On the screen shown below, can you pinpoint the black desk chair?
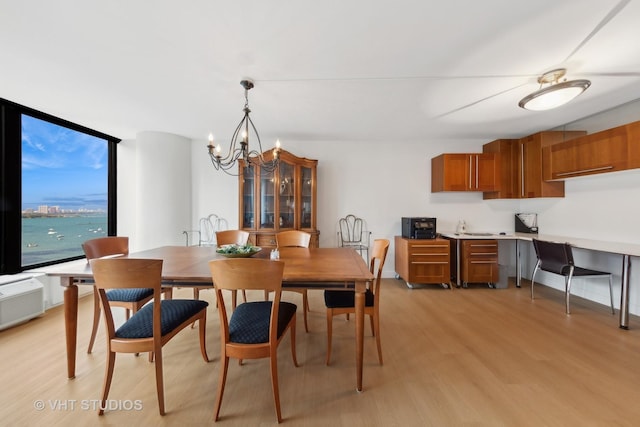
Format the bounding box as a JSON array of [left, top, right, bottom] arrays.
[[531, 239, 615, 314]]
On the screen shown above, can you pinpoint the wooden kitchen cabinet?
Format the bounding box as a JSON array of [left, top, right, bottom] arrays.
[[239, 149, 319, 249], [394, 236, 451, 287], [483, 131, 585, 199], [461, 239, 498, 286], [431, 153, 499, 192], [543, 121, 640, 180]]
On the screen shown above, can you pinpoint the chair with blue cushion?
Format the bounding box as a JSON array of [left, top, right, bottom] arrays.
[[91, 257, 209, 416], [531, 239, 615, 315], [208, 258, 298, 423], [82, 236, 173, 354], [324, 238, 389, 366]]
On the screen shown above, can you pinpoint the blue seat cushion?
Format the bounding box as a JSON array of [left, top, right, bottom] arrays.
[[324, 289, 374, 309], [229, 301, 297, 344], [115, 299, 209, 339], [106, 288, 154, 303]]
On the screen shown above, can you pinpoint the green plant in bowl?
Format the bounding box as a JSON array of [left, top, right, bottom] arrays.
[[216, 244, 262, 258]]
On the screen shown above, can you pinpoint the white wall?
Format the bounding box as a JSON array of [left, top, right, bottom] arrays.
[[119, 100, 640, 315]]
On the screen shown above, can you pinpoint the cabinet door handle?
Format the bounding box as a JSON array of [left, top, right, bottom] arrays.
[[521, 145, 525, 197], [469, 244, 497, 247], [412, 244, 448, 248], [470, 260, 498, 264], [414, 253, 447, 256], [469, 155, 473, 189], [475, 155, 479, 188], [470, 252, 498, 256], [555, 165, 614, 177]]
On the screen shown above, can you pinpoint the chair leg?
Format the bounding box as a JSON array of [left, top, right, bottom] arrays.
[[270, 348, 282, 423], [608, 275, 615, 314], [162, 287, 173, 299], [213, 356, 230, 421], [326, 309, 333, 366], [198, 314, 209, 362], [531, 261, 540, 300], [290, 316, 298, 367], [98, 351, 117, 415], [193, 288, 200, 300], [88, 287, 101, 354], [369, 313, 375, 336], [154, 348, 165, 415], [372, 311, 383, 365], [565, 275, 573, 314], [302, 291, 309, 333]]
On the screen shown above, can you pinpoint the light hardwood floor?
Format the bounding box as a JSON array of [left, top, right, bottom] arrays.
[[2, 279, 640, 426]]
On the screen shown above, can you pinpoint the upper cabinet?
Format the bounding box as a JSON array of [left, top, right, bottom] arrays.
[[239, 149, 319, 248], [431, 153, 500, 192], [483, 131, 586, 199], [543, 121, 640, 181]]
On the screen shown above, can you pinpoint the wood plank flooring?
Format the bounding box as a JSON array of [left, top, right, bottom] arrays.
[[2, 279, 640, 426]]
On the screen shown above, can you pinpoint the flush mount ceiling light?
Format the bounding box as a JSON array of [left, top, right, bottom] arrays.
[[518, 68, 591, 111]]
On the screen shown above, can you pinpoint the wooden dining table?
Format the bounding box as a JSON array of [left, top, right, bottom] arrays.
[[46, 245, 374, 391]]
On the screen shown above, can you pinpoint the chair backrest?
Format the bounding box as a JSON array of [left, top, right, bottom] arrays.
[[338, 214, 364, 245], [82, 236, 129, 261], [90, 258, 163, 339], [208, 258, 285, 342], [276, 230, 311, 248], [200, 214, 229, 245], [369, 239, 390, 299], [532, 239, 574, 275], [216, 230, 250, 246]]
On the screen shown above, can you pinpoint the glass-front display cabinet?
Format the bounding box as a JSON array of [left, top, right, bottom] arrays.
[[239, 149, 318, 248]]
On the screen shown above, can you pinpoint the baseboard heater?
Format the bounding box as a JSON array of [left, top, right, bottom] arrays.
[[0, 275, 45, 331]]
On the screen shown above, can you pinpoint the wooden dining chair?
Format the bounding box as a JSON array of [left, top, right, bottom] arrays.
[[91, 258, 209, 415], [272, 230, 312, 332], [208, 258, 298, 423], [324, 238, 389, 365], [82, 236, 173, 354], [531, 239, 615, 315], [193, 229, 250, 307]]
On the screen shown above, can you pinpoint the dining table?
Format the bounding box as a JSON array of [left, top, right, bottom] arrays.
[[46, 245, 374, 391]]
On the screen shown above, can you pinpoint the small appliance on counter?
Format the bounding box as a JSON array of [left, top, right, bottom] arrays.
[[515, 213, 538, 233], [402, 217, 437, 239]]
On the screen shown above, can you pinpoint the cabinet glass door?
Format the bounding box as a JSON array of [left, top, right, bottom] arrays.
[[278, 161, 295, 228], [260, 167, 275, 229], [301, 166, 313, 228], [241, 165, 255, 228]]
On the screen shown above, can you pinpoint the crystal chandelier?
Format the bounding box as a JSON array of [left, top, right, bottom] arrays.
[[207, 79, 281, 174]]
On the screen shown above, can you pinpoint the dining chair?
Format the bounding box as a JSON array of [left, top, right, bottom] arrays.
[[208, 258, 298, 422], [193, 229, 250, 307], [81, 236, 173, 354], [91, 257, 209, 415], [324, 238, 389, 365], [531, 239, 615, 315], [337, 214, 371, 262], [271, 230, 312, 332]]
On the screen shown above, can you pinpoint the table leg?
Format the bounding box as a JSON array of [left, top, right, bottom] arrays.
[[516, 240, 522, 288], [355, 286, 364, 392], [456, 239, 462, 287], [64, 278, 78, 379], [620, 254, 631, 329]]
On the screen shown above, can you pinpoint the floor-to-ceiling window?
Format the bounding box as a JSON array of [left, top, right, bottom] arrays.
[[0, 98, 119, 274]]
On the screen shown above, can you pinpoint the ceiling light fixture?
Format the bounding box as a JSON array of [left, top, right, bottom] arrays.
[[207, 79, 281, 174], [518, 68, 591, 111]]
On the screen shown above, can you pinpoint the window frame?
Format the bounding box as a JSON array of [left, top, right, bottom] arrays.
[[0, 98, 119, 274]]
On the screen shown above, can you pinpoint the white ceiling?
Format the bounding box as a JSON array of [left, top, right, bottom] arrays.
[[2, 0, 640, 145]]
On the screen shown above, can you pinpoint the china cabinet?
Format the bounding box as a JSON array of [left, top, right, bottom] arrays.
[[239, 150, 319, 248]]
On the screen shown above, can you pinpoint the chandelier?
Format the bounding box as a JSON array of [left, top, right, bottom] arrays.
[[518, 69, 591, 111], [207, 79, 281, 174]]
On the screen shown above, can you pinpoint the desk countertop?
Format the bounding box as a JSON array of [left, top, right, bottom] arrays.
[[440, 232, 640, 257]]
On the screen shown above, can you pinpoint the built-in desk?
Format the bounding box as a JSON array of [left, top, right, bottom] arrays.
[[440, 232, 640, 329]]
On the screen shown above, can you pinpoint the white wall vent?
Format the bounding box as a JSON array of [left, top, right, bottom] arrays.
[[0, 276, 45, 331]]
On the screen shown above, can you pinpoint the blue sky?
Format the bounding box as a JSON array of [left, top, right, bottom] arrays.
[[21, 115, 108, 211]]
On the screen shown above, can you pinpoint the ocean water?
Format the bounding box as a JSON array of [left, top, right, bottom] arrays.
[[22, 215, 107, 266]]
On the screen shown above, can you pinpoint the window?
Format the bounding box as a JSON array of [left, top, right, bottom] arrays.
[[0, 98, 119, 274]]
